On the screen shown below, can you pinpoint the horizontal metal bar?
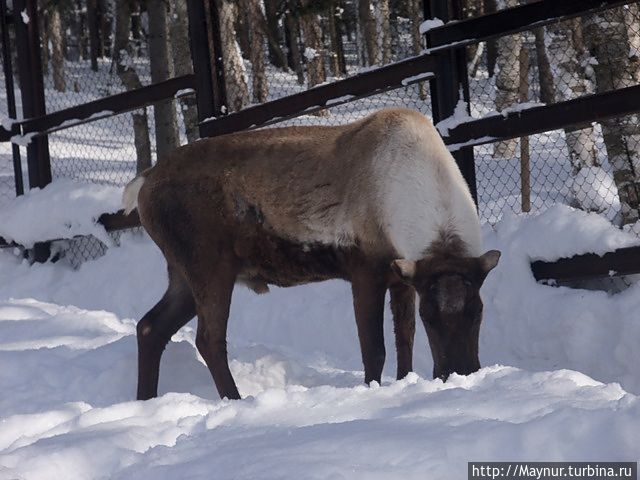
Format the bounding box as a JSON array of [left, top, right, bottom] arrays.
[[532, 245, 640, 281], [10, 75, 195, 139], [426, 0, 635, 52], [443, 84, 640, 149], [200, 55, 436, 137]]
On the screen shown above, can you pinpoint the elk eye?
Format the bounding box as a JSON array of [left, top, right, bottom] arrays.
[[462, 278, 472, 287]]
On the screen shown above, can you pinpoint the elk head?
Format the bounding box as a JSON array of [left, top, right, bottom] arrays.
[[391, 250, 500, 381]]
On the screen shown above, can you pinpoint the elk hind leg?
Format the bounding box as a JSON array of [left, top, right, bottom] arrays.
[[137, 265, 196, 400]]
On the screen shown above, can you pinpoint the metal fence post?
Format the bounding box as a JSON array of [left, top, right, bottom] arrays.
[[0, 0, 24, 196], [425, 0, 478, 204], [13, 0, 51, 190], [186, 0, 227, 138]]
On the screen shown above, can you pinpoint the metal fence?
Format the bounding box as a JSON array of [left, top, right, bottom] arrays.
[[1, 0, 639, 274]]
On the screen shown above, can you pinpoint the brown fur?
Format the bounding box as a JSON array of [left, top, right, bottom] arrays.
[[131, 109, 500, 400]]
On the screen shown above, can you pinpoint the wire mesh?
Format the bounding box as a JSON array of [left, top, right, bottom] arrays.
[[468, 5, 640, 228], [2, 0, 640, 286]]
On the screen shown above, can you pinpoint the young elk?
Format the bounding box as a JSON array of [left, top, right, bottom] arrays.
[[123, 108, 500, 400]]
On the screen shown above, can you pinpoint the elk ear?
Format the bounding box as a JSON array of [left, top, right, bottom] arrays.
[[479, 250, 501, 274], [391, 259, 416, 284]]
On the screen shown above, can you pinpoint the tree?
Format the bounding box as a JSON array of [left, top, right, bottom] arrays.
[[215, 0, 250, 111], [300, 0, 326, 88], [493, 0, 521, 158], [50, 1, 66, 92], [168, 0, 199, 143], [545, 19, 599, 175], [374, 0, 391, 64], [147, 0, 181, 158], [358, 0, 378, 65], [584, 9, 640, 224], [285, 6, 305, 84], [409, 0, 427, 99], [241, 0, 269, 103], [113, 0, 152, 173]]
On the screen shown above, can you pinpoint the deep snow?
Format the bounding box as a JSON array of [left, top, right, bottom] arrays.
[[0, 204, 639, 479]]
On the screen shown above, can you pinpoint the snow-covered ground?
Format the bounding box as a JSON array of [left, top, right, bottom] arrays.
[[0, 203, 639, 479]]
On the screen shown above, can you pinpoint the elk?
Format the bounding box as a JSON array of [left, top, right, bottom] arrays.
[[123, 108, 500, 401]]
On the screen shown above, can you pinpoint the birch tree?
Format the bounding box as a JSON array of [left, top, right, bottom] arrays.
[[493, 0, 521, 158], [169, 0, 199, 143], [148, 0, 181, 158], [50, 2, 66, 92], [546, 19, 599, 175], [584, 9, 640, 224], [113, 0, 151, 173], [241, 0, 269, 103], [215, 0, 250, 111]]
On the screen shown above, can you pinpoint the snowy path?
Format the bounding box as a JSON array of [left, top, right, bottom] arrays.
[[1, 206, 640, 479]]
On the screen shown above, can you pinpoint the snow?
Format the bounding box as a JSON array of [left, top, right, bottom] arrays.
[[419, 18, 444, 35], [435, 96, 472, 136], [0, 205, 639, 478], [0, 179, 123, 247], [304, 47, 318, 61], [400, 72, 434, 86], [570, 166, 620, 216], [21, 9, 29, 24]]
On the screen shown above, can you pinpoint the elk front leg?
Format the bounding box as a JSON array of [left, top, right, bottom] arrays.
[[137, 265, 196, 400], [351, 268, 387, 385], [390, 282, 415, 380], [191, 252, 241, 400]]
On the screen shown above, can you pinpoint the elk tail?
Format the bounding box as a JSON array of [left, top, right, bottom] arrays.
[[122, 174, 146, 215]]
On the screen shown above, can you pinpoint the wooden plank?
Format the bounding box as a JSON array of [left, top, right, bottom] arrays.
[[98, 210, 141, 231], [200, 55, 436, 137], [443, 84, 640, 149], [17, 75, 195, 137], [532, 246, 640, 281], [426, 0, 634, 52]]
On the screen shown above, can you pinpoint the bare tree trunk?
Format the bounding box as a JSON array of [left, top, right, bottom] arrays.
[[623, 4, 640, 83], [374, 0, 391, 65], [546, 19, 599, 175], [98, 0, 112, 58], [242, 0, 269, 102], [493, 0, 521, 158], [168, 0, 199, 143], [148, 0, 181, 158], [113, 0, 151, 173], [584, 10, 640, 224], [327, 0, 342, 76], [264, 0, 286, 69], [410, 0, 427, 99], [300, 4, 326, 88], [50, 3, 66, 92], [285, 11, 305, 85], [216, 0, 250, 111], [358, 0, 378, 65], [533, 28, 554, 104], [87, 0, 99, 71]]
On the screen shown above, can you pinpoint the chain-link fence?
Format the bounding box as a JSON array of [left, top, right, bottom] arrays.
[[2, 1, 640, 272], [468, 5, 640, 226]]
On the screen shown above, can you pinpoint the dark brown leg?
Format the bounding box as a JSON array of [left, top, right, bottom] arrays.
[[351, 266, 387, 384], [137, 265, 196, 400], [190, 251, 241, 400], [390, 283, 415, 380]]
